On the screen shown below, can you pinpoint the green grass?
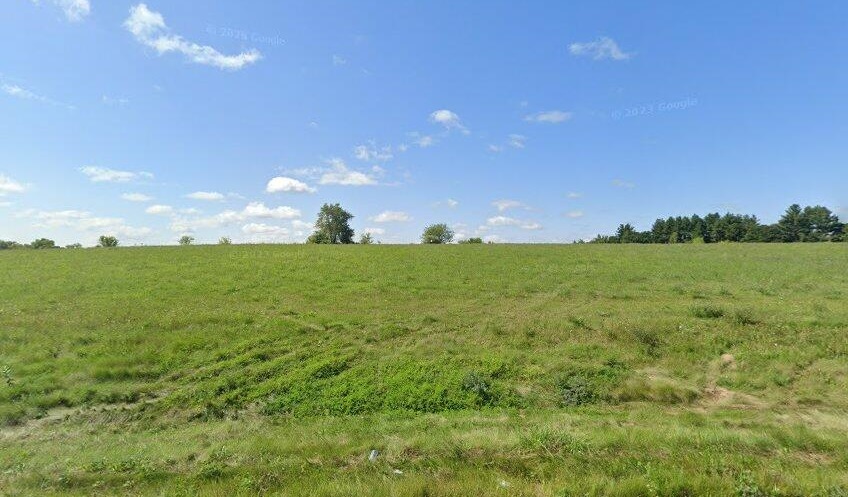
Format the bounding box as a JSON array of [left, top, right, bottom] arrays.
[[1, 244, 847, 495]]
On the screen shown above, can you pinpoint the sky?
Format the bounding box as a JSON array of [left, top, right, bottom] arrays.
[[1, 1, 846, 245]]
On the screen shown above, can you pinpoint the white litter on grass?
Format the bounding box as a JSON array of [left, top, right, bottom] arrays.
[[393, 469, 404, 475], [498, 479, 510, 488], [368, 449, 379, 462]]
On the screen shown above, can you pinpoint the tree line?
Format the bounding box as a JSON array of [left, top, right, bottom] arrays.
[[591, 204, 844, 244]]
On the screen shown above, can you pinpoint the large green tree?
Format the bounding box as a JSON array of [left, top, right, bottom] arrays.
[[421, 223, 454, 244], [307, 203, 355, 244]]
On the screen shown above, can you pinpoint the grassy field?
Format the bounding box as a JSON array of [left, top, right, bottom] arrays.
[[1, 244, 847, 496]]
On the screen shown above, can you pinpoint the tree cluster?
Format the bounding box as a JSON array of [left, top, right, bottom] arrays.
[[591, 204, 844, 244]]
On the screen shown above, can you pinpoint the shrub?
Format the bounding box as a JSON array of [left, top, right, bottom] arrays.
[[30, 238, 57, 249], [359, 233, 374, 244], [218, 237, 232, 245], [692, 305, 725, 319], [558, 374, 597, 406], [458, 237, 483, 244], [462, 371, 492, 404]]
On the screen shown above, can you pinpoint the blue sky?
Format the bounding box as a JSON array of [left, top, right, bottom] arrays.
[[1, 1, 846, 245]]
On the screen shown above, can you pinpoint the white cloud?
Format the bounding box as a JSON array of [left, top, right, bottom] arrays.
[[0, 174, 26, 196], [371, 211, 410, 223], [292, 220, 312, 230], [567, 192, 583, 199], [488, 144, 504, 153], [353, 143, 393, 162], [612, 179, 635, 189], [487, 215, 520, 227], [123, 3, 261, 71], [524, 110, 572, 124], [186, 191, 225, 201], [332, 54, 346, 66], [362, 227, 385, 235], [319, 158, 377, 186], [566, 210, 584, 218], [145, 204, 173, 215], [429, 109, 468, 134], [21, 208, 152, 239], [241, 202, 300, 219], [170, 202, 300, 233], [569, 37, 632, 61], [242, 222, 288, 235], [266, 176, 316, 194], [486, 215, 541, 230], [121, 192, 152, 202], [492, 199, 527, 212], [80, 166, 153, 183]]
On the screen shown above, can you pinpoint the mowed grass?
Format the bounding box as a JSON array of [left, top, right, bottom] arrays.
[[1, 244, 847, 496]]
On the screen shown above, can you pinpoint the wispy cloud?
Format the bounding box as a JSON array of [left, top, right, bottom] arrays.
[[370, 211, 411, 223], [80, 166, 153, 183], [123, 3, 262, 71], [353, 142, 394, 162], [565, 210, 584, 219], [1, 82, 74, 109], [492, 199, 528, 212], [30, 0, 91, 22], [430, 109, 469, 134], [612, 179, 635, 189], [318, 158, 378, 186], [170, 202, 301, 233], [486, 215, 541, 230], [121, 192, 152, 202], [0, 174, 27, 196], [145, 204, 173, 215], [332, 54, 346, 66], [186, 191, 226, 201], [567, 192, 583, 199], [524, 110, 572, 123], [20, 208, 152, 239], [569, 37, 632, 61]]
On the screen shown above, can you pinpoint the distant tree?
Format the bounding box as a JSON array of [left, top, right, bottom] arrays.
[[98, 236, 119, 248], [307, 203, 355, 244], [218, 237, 232, 245], [0, 240, 21, 250], [800, 205, 842, 241], [421, 223, 454, 244], [65, 243, 83, 249], [778, 204, 805, 242], [30, 238, 57, 249], [458, 237, 483, 244], [359, 233, 374, 244], [179, 235, 195, 246]]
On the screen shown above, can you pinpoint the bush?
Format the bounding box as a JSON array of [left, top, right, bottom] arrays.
[[218, 237, 232, 245], [558, 374, 597, 406], [98, 236, 119, 248], [30, 238, 57, 249], [458, 237, 483, 244], [692, 305, 725, 319]]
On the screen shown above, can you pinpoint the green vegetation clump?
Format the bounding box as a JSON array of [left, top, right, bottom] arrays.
[[1, 244, 847, 495]]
